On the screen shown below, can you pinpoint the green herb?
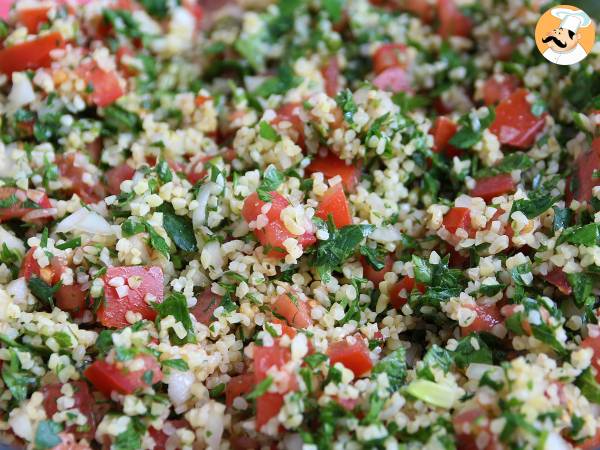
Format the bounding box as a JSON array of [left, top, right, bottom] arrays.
[[258, 120, 281, 142], [371, 347, 406, 392], [95, 330, 114, 355], [453, 334, 493, 369], [1, 350, 38, 402], [530, 95, 547, 117], [28, 277, 62, 308], [391, 92, 430, 111], [477, 283, 506, 297], [142, 369, 154, 385], [552, 206, 571, 231], [257, 165, 285, 202], [0, 20, 8, 39], [336, 89, 358, 124], [254, 65, 302, 98], [314, 220, 374, 283], [35, 420, 63, 449], [246, 376, 273, 400], [103, 105, 142, 134], [102, 9, 142, 40], [323, 0, 343, 22], [53, 331, 73, 348], [566, 273, 593, 308], [412, 255, 432, 284], [418, 345, 452, 381], [113, 417, 146, 450], [154, 292, 196, 345], [304, 352, 328, 369], [562, 66, 600, 110], [56, 237, 81, 250], [234, 36, 265, 72], [144, 222, 170, 258], [139, 0, 169, 18], [510, 177, 560, 219], [477, 153, 533, 178], [576, 368, 600, 404], [156, 159, 173, 183], [160, 206, 197, 252], [449, 107, 495, 149], [121, 218, 146, 237], [557, 223, 600, 247], [162, 358, 189, 371], [359, 245, 385, 271], [0, 194, 18, 209]]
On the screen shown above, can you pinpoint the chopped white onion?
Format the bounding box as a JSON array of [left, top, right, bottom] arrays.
[[0, 225, 25, 254], [9, 73, 35, 109], [6, 278, 27, 305], [167, 371, 194, 406], [193, 182, 220, 228], [370, 225, 402, 243], [55, 208, 113, 236], [200, 240, 224, 274]]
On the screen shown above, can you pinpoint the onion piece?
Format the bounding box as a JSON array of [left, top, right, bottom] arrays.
[[55, 208, 113, 236], [168, 371, 194, 406], [370, 225, 402, 243]]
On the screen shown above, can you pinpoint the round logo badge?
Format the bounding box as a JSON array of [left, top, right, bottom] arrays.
[[535, 4, 596, 66]]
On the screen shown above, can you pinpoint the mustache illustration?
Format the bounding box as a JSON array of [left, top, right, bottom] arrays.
[[542, 35, 567, 48]]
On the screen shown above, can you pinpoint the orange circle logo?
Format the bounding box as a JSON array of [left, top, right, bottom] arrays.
[[535, 5, 596, 65]]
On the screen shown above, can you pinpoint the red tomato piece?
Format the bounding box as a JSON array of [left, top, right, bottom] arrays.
[[225, 373, 255, 407], [373, 66, 411, 93], [544, 268, 572, 295], [190, 289, 222, 325], [77, 62, 123, 107], [482, 74, 520, 106], [42, 381, 95, 441], [18, 7, 51, 33], [0, 187, 53, 223], [271, 103, 305, 148], [361, 253, 393, 285], [369, 0, 435, 23], [437, 0, 473, 38], [328, 337, 372, 377], [461, 303, 503, 336], [56, 153, 106, 204], [104, 164, 135, 196], [489, 89, 547, 149], [388, 276, 425, 309], [253, 344, 291, 382], [315, 183, 352, 228], [148, 420, 188, 450], [581, 331, 600, 383], [97, 266, 164, 329], [271, 294, 312, 329], [306, 151, 361, 192], [430, 116, 462, 158], [84, 355, 162, 397], [0, 32, 66, 75], [470, 174, 516, 201], [443, 207, 471, 234], [488, 31, 521, 62], [566, 138, 600, 204], [453, 408, 500, 450], [256, 392, 285, 430], [578, 430, 600, 450], [373, 43, 407, 74], [322, 56, 340, 97]]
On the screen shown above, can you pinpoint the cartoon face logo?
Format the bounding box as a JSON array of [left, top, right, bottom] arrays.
[[535, 5, 596, 66]]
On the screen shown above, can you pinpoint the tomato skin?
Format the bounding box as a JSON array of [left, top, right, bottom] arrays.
[[566, 138, 600, 204], [190, 289, 222, 325], [57, 153, 106, 204], [84, 355, 162, 397], [470, 174, 516, 201], [272, 294, 312, 329], [77, 62, 123, 107], [373, 66, 411, 93], [544, 268, 572, 295], [489, 89, 547, 149], [443, 207, 471, 234], [256, 392, 285, 430], [361, 253, 393, 285], [225, 373, 255, 407], [373, 43, 407, 74], [306, 152, 361, 192], [461, 303, 503, 336], [430, 117, 462, 158], [97, 266, 164, 329], [388, 276, 425, 309], [328, 337, 372, 377], [315, 183, 352, 228], [104, 164, 135, 196], [437, 0, 472, 38], [0, 32, 66, 75], [42, 381, 95, 441], [0, 187, 53, 223], [322, 56, 340, 97], [18, 7, 51, 33], [581, 333, 600, 383], [482, 74, 520, 106]]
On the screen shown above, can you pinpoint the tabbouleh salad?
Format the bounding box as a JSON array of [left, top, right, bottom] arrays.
[[0, 0, 600, 449]]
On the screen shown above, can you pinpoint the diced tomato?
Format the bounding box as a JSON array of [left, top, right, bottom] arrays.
[[104, 164, 135, 196], [453, 408, 501, 450], [0, 187, 53, 223], [322, 56, 340, 97], [306, 151, 361, 192], [328, 336, 372, 377], [437, 0, 472, 38], [77, 61, 123, 108], [482, 74, 520, 106], [271, 294, 312, 329], [0, 32, 66, 75], [191, 289, 222, 325], [225, 373, 255, 407], [373, 66, 411, 93], [315, 183, 352, 228], [148, 420, 188, 450], [578, 428, 600, 450], [361, 253, 393, 285], [97, 266, 164, 329], [242, 191, 315, 258], [84, 355, 162, 397], [488, 31, 521, 62], [489, 89, 547, 149], [186, 149, 236, 185], [544, 268, 572, 295], [42, 381, 95, 441], [369, 0, 435, 23], [461, 303, 503, 336], [18, 7, 51, 33], [449, 248, 469, 268], [581, 331, 600, 383], [470, 174, 516, 201], [430, 116, 462, 158], [115, 46, 137, 76], [443, 207, 471, 234], [388, 276, 425, 309], [86, 138, 103, 163], [55, 283, 88, 312], [256, 392, 285, 430], [566, 138, 600, 204], [271, 103, 306, 148], [56, 153, 106, 204], [373, 43, 407, 75], [230, 434, 261, 450]]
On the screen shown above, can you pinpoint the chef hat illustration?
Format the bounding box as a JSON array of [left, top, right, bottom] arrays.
[[551, 7, 592, 33]]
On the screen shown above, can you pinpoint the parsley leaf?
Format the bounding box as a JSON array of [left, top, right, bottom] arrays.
[[371, 347, 406, 392], [576, 368, 600, 404], [335, 89, 357, 124], [0, 193, 19, 209], [154, 292, 196, 345], [103, 105, 142, 134], [159, 205, 197, 253], [449, 107, 495, 149], [557, 223, 600, 247], [258, 121, 281, 142], [113, 417, 147, 450], [139, 0, 169, 18], [246, 376, 273, 400], [28, 277, 62, 308], [163, 359, 190, 371], [257, 165, 285, 202], [156, 159, 172, 183], [143, 222, 170, 258], [510, 177, 560, 219], [323, 0, 343, 22], [254, 65, 302, 98]]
